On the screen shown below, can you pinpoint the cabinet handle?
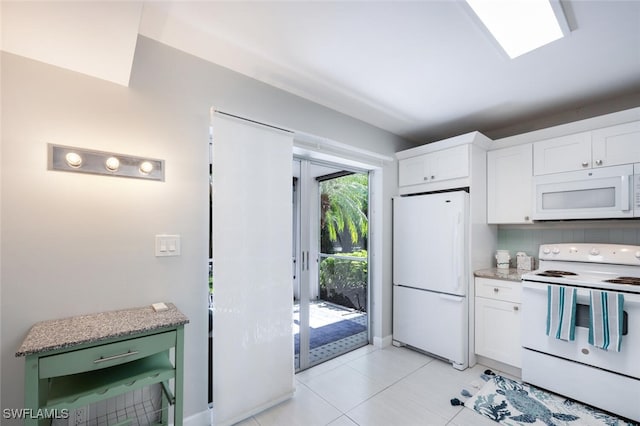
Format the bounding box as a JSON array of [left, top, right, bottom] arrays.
[[524, 216, 530, 221], [581, 161, 589, 168], [431, 175, 435, 180], [423, 176, 429, 181], [595, 159, 603, 166], [493, 288, 499, 293], [513, 306, 519, 311], [94, 350, 139, 364]]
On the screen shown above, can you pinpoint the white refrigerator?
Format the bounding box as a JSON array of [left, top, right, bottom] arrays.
[[393, 191, 469, 370]]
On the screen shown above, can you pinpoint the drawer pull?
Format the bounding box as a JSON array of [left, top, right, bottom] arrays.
[[493, 288, 499, 293], [94, 350, 139, 364]]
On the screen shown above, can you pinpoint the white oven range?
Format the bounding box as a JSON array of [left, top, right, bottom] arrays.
[[521, 243, 640, 422]]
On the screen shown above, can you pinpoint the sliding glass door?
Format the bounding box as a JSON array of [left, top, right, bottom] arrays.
[[294, 159, 370, 372]]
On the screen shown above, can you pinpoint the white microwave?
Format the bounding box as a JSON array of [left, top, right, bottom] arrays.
[[533, 164, 637, 220]]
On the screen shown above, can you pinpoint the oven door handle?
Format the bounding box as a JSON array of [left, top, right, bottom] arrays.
[[522, 281, 638, 305]]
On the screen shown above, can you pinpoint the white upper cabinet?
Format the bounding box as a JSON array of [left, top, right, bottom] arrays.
[[399, 144, 469, 187], [487, 144, 533, 224], [533, 121, 640, 176], [533, 132, 592, 175], [398, 155, 429, 187], [591, 121, 640, 167]]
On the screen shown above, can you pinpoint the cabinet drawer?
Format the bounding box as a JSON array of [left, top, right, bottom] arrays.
[[475, 277, 521, 303], [39, 331, 176, 379]]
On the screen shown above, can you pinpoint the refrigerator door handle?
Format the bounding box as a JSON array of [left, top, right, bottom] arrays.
[[451, 212, 462, 292], [439, 293, 464, 302]]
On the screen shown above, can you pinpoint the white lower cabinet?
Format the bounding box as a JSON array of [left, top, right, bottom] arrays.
[[475, 277, 522, 368]]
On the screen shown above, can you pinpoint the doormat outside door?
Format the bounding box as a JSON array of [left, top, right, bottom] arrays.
[[464, 374, 638, 426], [294, 319, 366, 353]]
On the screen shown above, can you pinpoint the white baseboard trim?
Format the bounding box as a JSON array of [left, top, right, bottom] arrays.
[[211, 390, 294, 426], [373, 335, 393, 348], [475, 355, 522, 380]]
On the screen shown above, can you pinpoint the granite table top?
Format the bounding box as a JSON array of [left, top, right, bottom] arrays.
[[16, 303, 189, 357], [474, 267, 530, 282]]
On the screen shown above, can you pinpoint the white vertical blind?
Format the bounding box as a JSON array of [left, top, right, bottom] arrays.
[[212, 113, 294, 425]]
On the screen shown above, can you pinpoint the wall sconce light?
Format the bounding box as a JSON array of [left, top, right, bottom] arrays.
[[49, 144, 165, 181], [105, 156, 120, 172]]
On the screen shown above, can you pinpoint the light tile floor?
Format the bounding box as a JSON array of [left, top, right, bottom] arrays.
[[236, 345, 514, 426]]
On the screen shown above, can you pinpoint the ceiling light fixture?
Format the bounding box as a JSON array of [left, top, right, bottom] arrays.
[[465, 0, 570, 58], [49, 144, 165, 181]]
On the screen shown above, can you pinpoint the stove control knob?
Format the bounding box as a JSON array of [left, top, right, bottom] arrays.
[[636, 251, 640, 259], [552, 247, 561, 254], [590, 248, 600, 256], [543, 247, 551, 255]]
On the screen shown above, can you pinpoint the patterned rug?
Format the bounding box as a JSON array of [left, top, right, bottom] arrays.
[[464, 373, 638, 426]]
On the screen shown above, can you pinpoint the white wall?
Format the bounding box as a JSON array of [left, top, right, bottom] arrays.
[[0, 35, 410, 421]]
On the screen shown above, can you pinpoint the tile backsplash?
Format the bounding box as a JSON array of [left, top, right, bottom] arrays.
[[497, 224, 640, 265]]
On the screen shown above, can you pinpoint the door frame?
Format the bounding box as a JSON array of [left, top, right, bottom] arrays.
[[294, 156, 374, 371]]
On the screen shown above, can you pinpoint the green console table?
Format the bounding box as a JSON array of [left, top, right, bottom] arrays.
[[16, 304, 189, 426]]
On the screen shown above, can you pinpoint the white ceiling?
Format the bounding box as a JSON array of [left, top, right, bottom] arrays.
[[1, 1, 142, 86], [3, 1, 640, 142]]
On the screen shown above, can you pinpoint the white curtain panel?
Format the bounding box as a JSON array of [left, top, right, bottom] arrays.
[[211, 113, 294, 425]]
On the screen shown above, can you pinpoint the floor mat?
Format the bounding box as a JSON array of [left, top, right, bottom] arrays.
[[294, 318, 366, 353], [464, 374, 638, 426]]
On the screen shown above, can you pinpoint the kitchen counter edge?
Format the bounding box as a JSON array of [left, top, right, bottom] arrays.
[[474, 268, 528, 282]]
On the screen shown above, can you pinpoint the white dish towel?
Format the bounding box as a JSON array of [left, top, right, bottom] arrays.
[[589, 290, 624, 352], [546, 285, 577, 341]]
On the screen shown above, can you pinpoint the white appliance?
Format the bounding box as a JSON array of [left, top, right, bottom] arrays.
[[532, 163, 636, 220], [392, 191, 469, 370], [635, 163, 640, 215], [521, 243, 640, 422]]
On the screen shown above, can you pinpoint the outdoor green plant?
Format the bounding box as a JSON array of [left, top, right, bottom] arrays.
[[320, 174, 368, 253], [318, 173, 368, 311], [319, 250, 368, 311]]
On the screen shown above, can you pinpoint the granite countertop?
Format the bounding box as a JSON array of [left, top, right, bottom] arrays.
[[16, 303, 189, 357], [474, 268, 530, 282]]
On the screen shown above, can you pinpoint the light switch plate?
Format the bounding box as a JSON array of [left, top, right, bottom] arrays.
[[152, 302, 169, 312], [155, 234, 181, 257]]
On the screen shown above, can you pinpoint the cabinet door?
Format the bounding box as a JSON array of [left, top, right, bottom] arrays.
[[475, 297, 521, 368], [431, 144, 469, 182], [533, 132, 592, 175], [398, 155, 428, 187], [487, 144, 533, 224], [592, 121, 640, 167], [398, 145, 469, 187]]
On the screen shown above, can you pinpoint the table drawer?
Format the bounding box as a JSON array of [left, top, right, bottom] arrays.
[[39, 331, 176, 379], [475, 277, 522, 303]]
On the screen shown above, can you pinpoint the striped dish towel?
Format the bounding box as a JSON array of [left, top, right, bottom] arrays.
[[546, 285, 577, 341], [589, 290, 625, 352]]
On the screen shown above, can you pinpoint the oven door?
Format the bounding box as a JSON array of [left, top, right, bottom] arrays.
[[522, 281, 640, 379], [532, 164, 633, 220]]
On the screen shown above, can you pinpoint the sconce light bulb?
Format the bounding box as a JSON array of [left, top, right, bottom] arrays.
[[65, 152, 83, 168], [105, 157, 120, 172], [139, 161, 154, 175]]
